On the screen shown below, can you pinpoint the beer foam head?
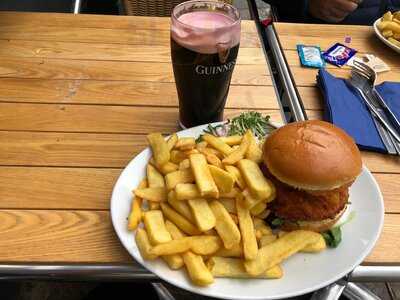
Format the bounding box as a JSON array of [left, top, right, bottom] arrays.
[[171, 3, 240, 54]]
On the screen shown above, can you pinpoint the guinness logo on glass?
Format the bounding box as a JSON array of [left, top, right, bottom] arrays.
[[195, 60, 236, 75]]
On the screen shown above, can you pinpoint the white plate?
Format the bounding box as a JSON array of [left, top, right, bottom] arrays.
[[373, 19, 400, 54], [111, 123, 384, 300]]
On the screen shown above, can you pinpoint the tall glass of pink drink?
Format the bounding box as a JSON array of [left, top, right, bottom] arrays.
[[171, 0, 241, 128]]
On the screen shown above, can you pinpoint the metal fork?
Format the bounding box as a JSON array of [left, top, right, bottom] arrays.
[[351, 66, 400, 153], [353, 61, 400, 135], [346, 71, 399, 154]]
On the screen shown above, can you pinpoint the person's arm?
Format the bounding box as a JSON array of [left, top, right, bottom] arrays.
[[308, 0, 359, 23], [265, 0, 309, 22]]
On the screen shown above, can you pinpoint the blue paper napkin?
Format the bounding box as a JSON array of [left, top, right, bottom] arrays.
[[317, 69, 400, 153]]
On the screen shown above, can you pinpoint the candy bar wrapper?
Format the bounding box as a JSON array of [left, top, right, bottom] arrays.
[[297, 45, 325, 68], [322, 43, 357, 67]]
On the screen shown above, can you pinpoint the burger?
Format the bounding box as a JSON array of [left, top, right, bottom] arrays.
[[262, 120, 362, 232]]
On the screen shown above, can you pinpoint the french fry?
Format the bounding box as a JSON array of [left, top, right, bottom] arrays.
[[382, 29, 394, 38], [242, 189, 263, 209], [166, 133, 178, 151], [265, 265, 284, 279], [220, 187, 240, 198], [162, 255, 184, 270], [165, 220, 186, 239], [190, 154, 219, 198], [236, 196, 258, 260], [170, 150, 187, 164], [179, 159, 191, 170], [183, 149, 199, 156], [143, 210, 172, 245], [135, 228, 157, 260], [183, 251, 214, 286], [189, 235, 222, 255], [382, 11, 393, 21], [196, 141, 208, 151], [245, 133, 262, 163], [167, 191, 195, 222], [188, 198, 216, 231], [253, 219, 272, 235], [147, 164, 165, 188], [225, 165, 246, 189], [165, 169, 194, 190], [175, 137, 196, 150], [166, 221, 214, 285], [209, 200, 241, 249], [244, 230, 321, 275], [150, 236, 221, 256], [175, 183, 201, 200], [222, 130, 252, 165], [128, 179, 147, 230], [250, 201, 267, 216], [204, 152, 223, 168], [202, 133, 233, 156], [160, 203, 201, 235], [150, 238, 191, 256], [158, 162, 179, 175], [147, 133, 170, 166], [219, 135, 242, 146], [200, 147, 224, 159], [208, 165, 235, 193], [301, 234, 327, 253], [388, 37, 400, 47], [259, 234, 277, 247], [207, 257, 282, 279], [238, 159, 272, 200], [163, 220, 185, 269], [214, 243, 243, 258], [218, 198, 236, 214], [134, 187, 167, 202]]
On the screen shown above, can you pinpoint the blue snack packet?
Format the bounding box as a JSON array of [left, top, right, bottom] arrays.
[[296, 45, 325, 68], [322, 43, 357, 67]]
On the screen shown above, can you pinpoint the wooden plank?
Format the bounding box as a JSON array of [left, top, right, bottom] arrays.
[[0, 208, 397, 263], [375, 174, 400, 214], [0, 40, 266, 65], [275, 22, 374, 39], [0, 131, 147, 168], [0, 167, 119, 210], [0, 79, 279, 109], [1, 167, 399, 213], [0, 209, 131, 262], [365, 214, 400, 264], [0, 104, 282, 134], [0, 26, 260, 48], [0, 57, 272, 85], [0, 12, 258, 33], [297, 87, 323, 110]]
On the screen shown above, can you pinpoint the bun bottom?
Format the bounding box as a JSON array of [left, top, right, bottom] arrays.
[[281, 206, 347, 233]]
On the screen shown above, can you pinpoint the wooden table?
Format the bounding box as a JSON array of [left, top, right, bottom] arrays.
[[274, 22, 400, 265], [0, 12, 281, 266]]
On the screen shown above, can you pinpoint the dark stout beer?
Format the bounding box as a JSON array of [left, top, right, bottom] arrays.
[[171, 3, 241, 128]]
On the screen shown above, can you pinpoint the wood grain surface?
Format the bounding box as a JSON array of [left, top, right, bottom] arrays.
[[0, 12, 397, 266], [0, 13, 282, 265], [0, 78, 278, 108]]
